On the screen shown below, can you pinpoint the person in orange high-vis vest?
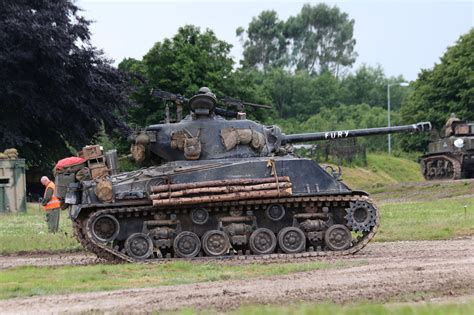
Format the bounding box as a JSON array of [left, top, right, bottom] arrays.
[[41, 176, 61, 233]]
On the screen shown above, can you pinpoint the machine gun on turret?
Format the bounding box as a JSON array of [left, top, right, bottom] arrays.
[[150, 89, 188, 123], [150, 88, 272, 121], [217, 96, 272, 120]]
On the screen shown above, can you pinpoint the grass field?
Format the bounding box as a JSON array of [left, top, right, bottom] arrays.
[[175, 300, 474, 315], [340, 153, 424, 190], [375, 196, 474, 241], [371, 180, 474, 204], [0, 259, 361, 300], [0, 204, 81, 254]]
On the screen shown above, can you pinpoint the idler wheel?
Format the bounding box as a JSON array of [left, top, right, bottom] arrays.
[[249, 228, 277, 255], [202, 230, 230, 256], [344, 201, 377, 232], [91, 214, 120, 243], [173, 231, 201, 258], [278, 227, 306, 253], [125, 233, 154, 260], [266, 204, 285, 221], [191, 208, 209, 225], [324, 224, 352, 251]]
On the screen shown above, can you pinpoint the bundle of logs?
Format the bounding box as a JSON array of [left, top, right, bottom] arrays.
[[149, 176, 292, 207]]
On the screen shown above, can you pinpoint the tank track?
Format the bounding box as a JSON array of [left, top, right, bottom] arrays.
[[73, 193, 380, 263], [421, 154, 462, 180]]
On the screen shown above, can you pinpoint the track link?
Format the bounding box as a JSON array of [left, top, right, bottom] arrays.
[[73, 193, 380, 263]]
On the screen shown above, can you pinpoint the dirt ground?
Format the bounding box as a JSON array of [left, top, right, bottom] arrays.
[[1, 239, 473, 314], [0, 252, 98, 270]]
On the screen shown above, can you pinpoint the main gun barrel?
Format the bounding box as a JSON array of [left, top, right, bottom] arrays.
[[281, 122, 432, 144]]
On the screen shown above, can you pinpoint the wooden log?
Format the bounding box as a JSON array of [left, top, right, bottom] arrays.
[[150, 176, 290, 193], [152, 188, 293, 207], [149, 182, 292, 200]]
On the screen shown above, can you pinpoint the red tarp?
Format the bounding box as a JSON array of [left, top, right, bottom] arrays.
[[55, 157, 86, 171]]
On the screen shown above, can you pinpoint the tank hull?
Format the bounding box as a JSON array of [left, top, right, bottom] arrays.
[[420, 134, 474, 180], [420, 152, 474, 180], [71, 157, 380, 262]]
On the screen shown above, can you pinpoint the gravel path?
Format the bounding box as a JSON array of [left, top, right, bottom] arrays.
[[0, 239, 473, 314]]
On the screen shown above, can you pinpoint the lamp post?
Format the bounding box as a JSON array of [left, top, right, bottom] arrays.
[[387, 82, 409, 154]]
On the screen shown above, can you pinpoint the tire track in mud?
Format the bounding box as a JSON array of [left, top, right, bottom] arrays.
[[0, 239, 473, 314]]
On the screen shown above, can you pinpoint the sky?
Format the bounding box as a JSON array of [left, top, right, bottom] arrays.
[[77, 0, 473, 81]]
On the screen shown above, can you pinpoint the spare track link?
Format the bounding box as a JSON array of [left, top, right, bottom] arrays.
[[73, 194, 380, 263]]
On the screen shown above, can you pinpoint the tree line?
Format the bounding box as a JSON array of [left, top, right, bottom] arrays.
[[1, 0, 472, 175]]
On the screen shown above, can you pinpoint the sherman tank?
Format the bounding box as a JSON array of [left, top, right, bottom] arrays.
[[60, 88, 431, 262], [420, 115, 474, 180]]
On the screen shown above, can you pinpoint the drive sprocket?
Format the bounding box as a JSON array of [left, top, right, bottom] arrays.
[[344, 200, 377, 232]]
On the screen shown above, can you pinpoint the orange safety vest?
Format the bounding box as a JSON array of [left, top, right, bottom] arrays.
[[44, 182, 61, 210]]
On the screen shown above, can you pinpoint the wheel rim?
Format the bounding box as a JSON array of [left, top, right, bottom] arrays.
[[325, 224, 352, 251], [191, 208, 209, 225], [125, 233, 153, 260], [174, 232, 201, 258], [91, 214, 120, 242], [249, 228, 276, 255], [278, 227, 306, 253], [266, 204, 285, 221], [353, 207, 370, 225], [202, 230, 230, 256]]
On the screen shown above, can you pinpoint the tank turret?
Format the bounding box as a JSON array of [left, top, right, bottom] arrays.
[[420, 117, 474, 180], [129, 88, 431, 164], [66, 87, 433, 262]]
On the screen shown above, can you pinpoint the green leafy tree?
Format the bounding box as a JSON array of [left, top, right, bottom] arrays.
[[400, 29, 474, 151], [119, 25, 235, 126], [260, 69, 341, 120], [285, 3, 357, 76], [340, 65, 408, 109], [236, 10, 288, 71], [0, 0, 132, 174], [276, 104, 399, 151], [262, 68, 295, 118]]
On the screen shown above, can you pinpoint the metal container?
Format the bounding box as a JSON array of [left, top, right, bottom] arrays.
[[105, 150, 119, 175], [65, 182, 81, 205], [55, 172, 77, 199], [0, 159, 26, 213]]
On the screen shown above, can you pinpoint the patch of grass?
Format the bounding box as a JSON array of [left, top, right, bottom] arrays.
[[176, 300, 474, 315], [342, 153, 424, 190], [0, 260, 362, 300], [0, 203, 80, 254], [371, 180, 474, 204], [377, 196, 474, 241]]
